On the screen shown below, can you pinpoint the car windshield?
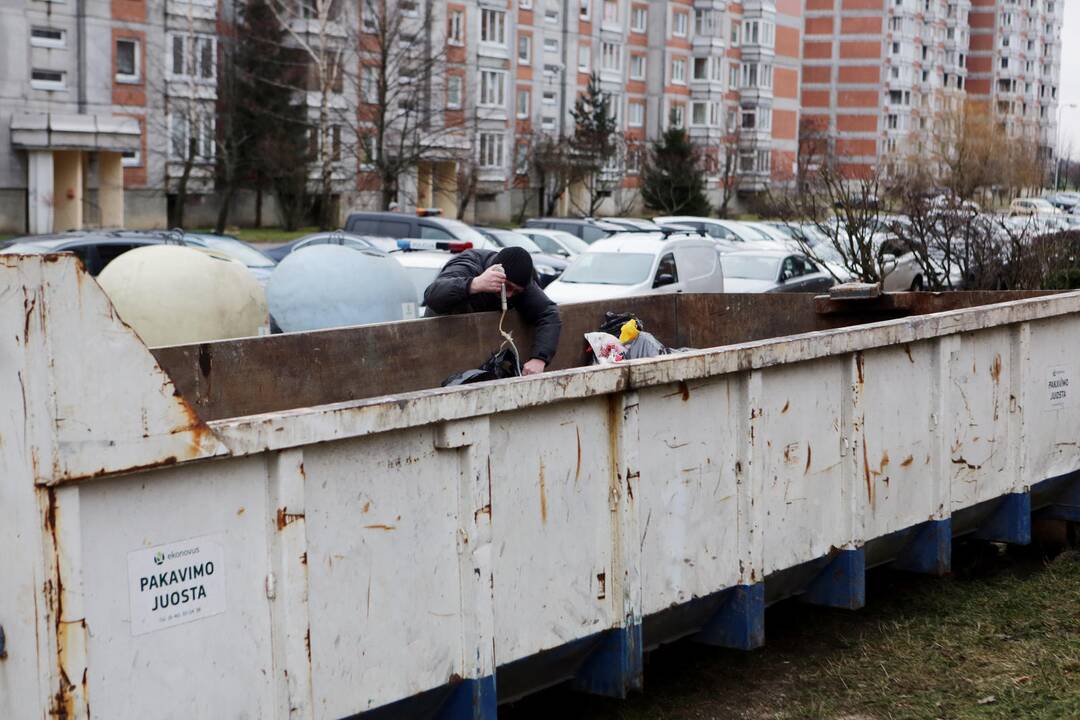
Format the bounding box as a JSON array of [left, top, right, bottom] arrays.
[[523, 233, 568, 256], [722, 255, 780, 280], [438, 218, 490, 245], [559, 252, 655, 285], [195, 237, 276, 267], [490, 231, 543, 253]]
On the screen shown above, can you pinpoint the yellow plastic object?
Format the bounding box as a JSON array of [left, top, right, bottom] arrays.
[[97, 245, 268, 347], [618, 319, 640, 345]]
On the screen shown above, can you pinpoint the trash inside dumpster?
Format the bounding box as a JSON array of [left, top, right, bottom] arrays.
[[2, 253, 1079, 719]]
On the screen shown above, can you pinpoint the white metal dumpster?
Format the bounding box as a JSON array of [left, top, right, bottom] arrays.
[[2, 254, 1079, 719]]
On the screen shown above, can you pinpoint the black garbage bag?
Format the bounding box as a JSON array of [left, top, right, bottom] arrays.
[[598, 312, 646, 336], [441, 347, 521, 387]]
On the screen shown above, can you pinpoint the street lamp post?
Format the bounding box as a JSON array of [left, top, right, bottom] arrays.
[[1054, 102, 1079, 191]]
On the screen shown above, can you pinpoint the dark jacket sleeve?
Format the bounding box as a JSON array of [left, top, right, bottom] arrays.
[[422, 251, 484, 314], [514, 284, 562, 364]]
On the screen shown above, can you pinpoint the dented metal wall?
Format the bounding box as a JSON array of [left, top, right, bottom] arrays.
[[2, 255, 1079, 719]]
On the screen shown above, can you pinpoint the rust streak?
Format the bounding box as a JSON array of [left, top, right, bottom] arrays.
[[862, 435, 874, 506], [538, 460, 548, 524], [276, 507, 305, 531], [804, 444, 813, 475], [901, 455, 914, 467], [679, 381, 690, 402], [363, 524, 396, 531], [990, 353, 1002, 383], [855, 352, 865, 384], [781, 399, 790, 414], [904, 345, 914, 364], [575, 427, 582, 483], [596, 572, 606, 600]]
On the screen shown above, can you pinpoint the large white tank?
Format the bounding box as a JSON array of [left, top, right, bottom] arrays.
[[267, 244, 418, 333], [97, 245, 269, 347]]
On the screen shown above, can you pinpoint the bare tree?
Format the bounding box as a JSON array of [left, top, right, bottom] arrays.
[[712, 132, 739, 219]]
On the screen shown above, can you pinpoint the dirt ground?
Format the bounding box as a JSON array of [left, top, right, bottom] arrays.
[[502, 540, 1080, 720]]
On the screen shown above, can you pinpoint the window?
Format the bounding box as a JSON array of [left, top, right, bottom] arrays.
[[121, 149, 141, 168], [516, 89, 530, 118], [520, 0, 532, 7], [518, 34, 531, 62], [481, 9, 506, 45], [886, 113, 898, 129], [740, 63, 771, 88], [543, 90, 557, 105], [478, 132, 504, 168], [400, 0, 418, 17], [578, 45, 591, 71], [672, 10, 688, 37], [544, 37, 559, 53], [654, 254, 678, 286], [168, 112, 214, 160], [628, 101, 644, 127], [541, 115, 557, 130], [892, 41, 901, 55], [694, 9, 717, 36], [580, 0, 591, 20], [447, 75, 463, 109], [729, 62, 739, 87], [362, 0, 378, 32], [479, 70, 506, 106], [730, 20, 740, 45], [362, 65, 378, 103], [631, 5, 647, 31], [602, 42, 622, 72], [671, 57, 686, 84], [692, 56, 722, 82], [1000, 56, 1008, 69], [741, 20, 774, 47], [603, 0, 618, 24], [692, 101, 709, 126], [169, 34, 215, 81], [889, 16, 902, 31], [670, 103, 685, 127], [448, 9, 464, 45], [545, 7, 559, 23], [30, 69, 65, 90], [630, 54, 646, 79], [30, 27, 65, 48], [116, 39, 140, 83]]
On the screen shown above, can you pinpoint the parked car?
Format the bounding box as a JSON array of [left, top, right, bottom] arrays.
[[1010, 198, 1062, 217], [544, 232, 724, 304], [265, 231, 380, 262], [163, 232, 277, 286], [652, 216, 763, 248], [600, 218, 663, 232], [390, 248, 454, 305], [721, 249, 835, 293], [475, 228, 567, 287], [515, 228, 590, 257], [523, 217, 627, 243], [1, 230, 180, 275], [345, 211, 496, 249], [1045, 192, 1080, 211]]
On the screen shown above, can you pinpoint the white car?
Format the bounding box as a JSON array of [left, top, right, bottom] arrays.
[[544, 232, 724, 304], [722, 249, 836, 293], [653, 216, 764, 248], [1010, 198, 1062, 217], [515, 227, 590, 257]]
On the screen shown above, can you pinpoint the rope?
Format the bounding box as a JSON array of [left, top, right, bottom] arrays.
[[498, 286, 522, 377]]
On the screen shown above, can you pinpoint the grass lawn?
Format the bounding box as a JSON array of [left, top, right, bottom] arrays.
[[503, 542, 1080, 720], [193, 227, 319, 244]]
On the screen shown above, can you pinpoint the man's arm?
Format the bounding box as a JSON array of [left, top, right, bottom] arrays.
[[422, 254, 480, 314], [514, 285, 562, 366]]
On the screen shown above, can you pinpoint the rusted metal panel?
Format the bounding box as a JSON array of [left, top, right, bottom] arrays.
[[5, 255, 1080, 719]]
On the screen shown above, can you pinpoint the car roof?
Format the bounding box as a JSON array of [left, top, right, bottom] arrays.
[[391, 250, 454, 268], [533, 217, 625, 230], [585, 232, 710, 253], [725, 247, 798, 258]]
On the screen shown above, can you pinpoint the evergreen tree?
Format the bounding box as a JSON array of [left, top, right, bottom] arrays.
[[570, 73, 620, 215], [234, 0, 312, 229], [641, 124, 711, 216]]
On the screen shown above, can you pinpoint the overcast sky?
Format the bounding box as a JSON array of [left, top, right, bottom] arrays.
[[1061, 0, 1080, 158]]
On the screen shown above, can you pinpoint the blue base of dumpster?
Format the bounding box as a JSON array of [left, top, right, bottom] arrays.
[[892, 519, 952, 576], [973, 492, 1032, 544], [348, 674, 496, 720], [1034, 471, 1080, 522], [694, 584, 765, 650], [799, 548, 866, 610]]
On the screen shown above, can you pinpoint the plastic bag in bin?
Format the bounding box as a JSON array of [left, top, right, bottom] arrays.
[[585, 332, 628, 365]]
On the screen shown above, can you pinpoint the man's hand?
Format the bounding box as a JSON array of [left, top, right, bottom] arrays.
[[470, 264, 506, 295], [522, 359, 546, 376]]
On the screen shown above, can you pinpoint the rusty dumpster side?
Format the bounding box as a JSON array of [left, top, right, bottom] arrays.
[[2, 254, 1079, 719]]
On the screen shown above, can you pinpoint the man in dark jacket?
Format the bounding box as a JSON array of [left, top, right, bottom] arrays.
[[423, 246, 561, 375]]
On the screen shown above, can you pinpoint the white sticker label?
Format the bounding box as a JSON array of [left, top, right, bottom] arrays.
[[128, 535, 226, 636], [1047, 365, 1072, 410], [402, 302, 418, 320]]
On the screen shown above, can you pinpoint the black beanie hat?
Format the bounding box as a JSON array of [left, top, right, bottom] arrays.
[[494, 246, 534, 288]]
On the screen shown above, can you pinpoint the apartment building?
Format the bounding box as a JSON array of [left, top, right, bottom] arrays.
[[801, 0, 1061, 176], [966, 0, 1063, 150], [0, 0, 223, 234], [399, 0, 803, 221]]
